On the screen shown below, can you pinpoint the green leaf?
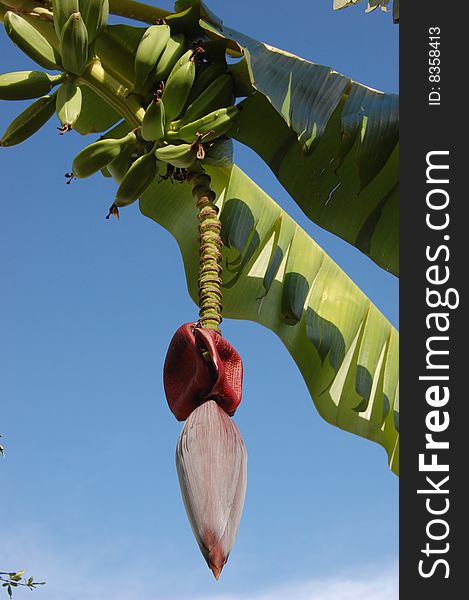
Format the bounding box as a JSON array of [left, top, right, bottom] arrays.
[[199, 16, 399, 275], [231, 91, 398, 275], [140, 165, 399, 476]]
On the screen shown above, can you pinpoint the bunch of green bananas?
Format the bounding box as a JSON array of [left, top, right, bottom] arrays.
[[129, 33, 239, 189], [1, 2, 241, 211], [66, 25, 239, 211], [0, 1, 109, 143]]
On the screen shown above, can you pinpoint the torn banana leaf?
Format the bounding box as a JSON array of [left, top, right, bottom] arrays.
[[140, 165, 399, 476], [199, 13, 399, 275], [230, 91, 399, 276], [334, 0, 399, 23]]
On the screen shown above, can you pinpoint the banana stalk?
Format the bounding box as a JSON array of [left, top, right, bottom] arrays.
[[94, 31, 135, 88], [108, 0, 169, 23], [1, 0, 45, 13], [78, 59, 144, 127]]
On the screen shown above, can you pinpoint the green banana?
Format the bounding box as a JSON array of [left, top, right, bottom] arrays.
[[79, 0, 108, 42], [155, 142, 198, 169], [161, 51, 197, 123], [115, 150, 158, 207], [0, 93, 57, 147], [165, 48, 194, 82], [186, 62, 227, 106], [101, 120, 132, 141], [170, 73, 234, 130], [56, 81, 82, 131], [141, 97, 165, 142], [52, 0, 79, 38], [167, 106, 239, 144], [60, 12, 89, 76], [72, 130, 137, 178], [0, 71, 64, 101], [152, 33, 186, 83], [106, 144, 134, 183], [4, 11, 62, 71], [134, 23, 170, 93]]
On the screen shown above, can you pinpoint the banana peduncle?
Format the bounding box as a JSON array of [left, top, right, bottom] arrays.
[[187, 163, 223, 333]]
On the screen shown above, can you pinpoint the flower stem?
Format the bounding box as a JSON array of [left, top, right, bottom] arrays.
[[78, 59, 145, 128], [109, 0, 170, 23], [187, 163, 223, 333]]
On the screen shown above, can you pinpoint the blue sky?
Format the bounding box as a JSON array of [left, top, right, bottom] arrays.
[[0, 1, 398, 599]]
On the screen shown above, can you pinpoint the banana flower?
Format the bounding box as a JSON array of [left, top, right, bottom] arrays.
[[164, 323, 247, 578]]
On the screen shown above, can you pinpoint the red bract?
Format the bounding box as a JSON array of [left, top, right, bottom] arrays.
[[163, 323, 243, 421], [176, 400, 247, 579]]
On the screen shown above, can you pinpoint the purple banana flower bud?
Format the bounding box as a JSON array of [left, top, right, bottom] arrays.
[[176, 400, 247, 579]]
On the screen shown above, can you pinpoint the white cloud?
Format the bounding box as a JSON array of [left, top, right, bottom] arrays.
[[191, 567, 398, 600], [1, 526, 397, 600]]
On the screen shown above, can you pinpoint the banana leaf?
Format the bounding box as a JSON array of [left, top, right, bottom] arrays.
[[231, 91, 399, 276], [333, 0, 399, 23], [199, 13, 399, 276], [140, 164, 399, 476]]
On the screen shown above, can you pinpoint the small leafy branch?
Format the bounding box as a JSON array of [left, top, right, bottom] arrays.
[[0, 572, 45, 598], [1, 442, 44, 596]]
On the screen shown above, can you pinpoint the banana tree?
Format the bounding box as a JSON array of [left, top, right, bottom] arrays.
[[0, 0, 399, 580]]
